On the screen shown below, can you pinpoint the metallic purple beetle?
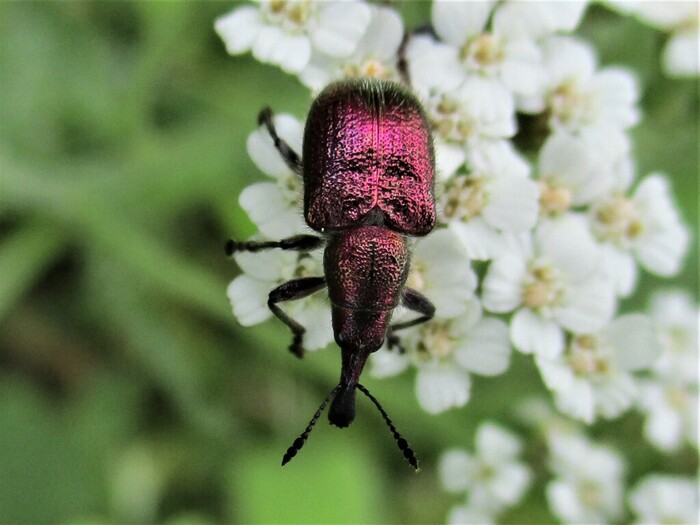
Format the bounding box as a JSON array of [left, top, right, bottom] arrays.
[[227, 79, 436, 470]]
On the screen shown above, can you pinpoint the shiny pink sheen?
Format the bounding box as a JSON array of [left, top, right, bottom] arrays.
[[303, 80, 436, 236]]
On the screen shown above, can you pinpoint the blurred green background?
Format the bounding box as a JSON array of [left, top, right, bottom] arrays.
[[0, 2, 697, 524]]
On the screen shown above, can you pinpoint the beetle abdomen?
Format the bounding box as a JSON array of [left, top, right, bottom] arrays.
[[303, 79, 436, 236]]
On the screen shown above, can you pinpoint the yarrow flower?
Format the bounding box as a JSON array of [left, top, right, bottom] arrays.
[[215, 1, 371, 74], [604, 0, 700, 77], [546, 429, 626, 524], [299, 5, 404, 90], [591, 174, 690, 296], [637, 290, 699, 451], [218, 0, 695, 517], [482, 213, 616, 359], [628, 474, 700, 524], [439, 422, 531, 522], [535, 313, 661, 423]]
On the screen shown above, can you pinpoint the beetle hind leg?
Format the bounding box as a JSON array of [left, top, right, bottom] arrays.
[[268, 277, 327, 358], [258, 107, 303, 175]]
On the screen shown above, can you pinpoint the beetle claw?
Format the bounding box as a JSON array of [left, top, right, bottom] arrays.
[[289, 332, 305, 358], [387, 334, 406, 354]]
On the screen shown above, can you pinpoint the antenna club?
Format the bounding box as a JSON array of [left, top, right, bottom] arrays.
[[356, 383, 420, 471]]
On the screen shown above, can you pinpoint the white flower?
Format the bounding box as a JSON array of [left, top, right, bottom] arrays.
[[446, 505, 494, 525], [637, 289, 699, 451], [241, 114, 307, 238], [590, 174, 690, 295], [370, 230, 511, 414], [637, 377, 698, 452], [536, 314, 661, 423], [628, 474, 700, 524], [483, 214, 616, 358], [607, 1, 699, 77], [648, 289, 699, 382], [439, 422, 531, 515], [546, 430, 625, 524], [420, 77, 518, 176], [226, 247, 334, 351], [536, 132, 613, 217], [299, 5, 403, 90], [430, 1, 588, 103], [443, 141, 540, 260], [528, 35, 640, 158], [215, 0, 371, 74]]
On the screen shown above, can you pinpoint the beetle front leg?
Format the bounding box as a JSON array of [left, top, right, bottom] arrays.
[[387, 287, 435, 353], [258, 107, 303, 175], [225, 234, 323, 256], [268, 277, 327, 358]]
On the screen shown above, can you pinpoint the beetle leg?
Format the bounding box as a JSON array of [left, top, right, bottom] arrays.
[[397, 32, 412, 87], [225, 234, 323, 256], [258, 107, 303, 175], [268, 277, 327, 358], [387, 288, 435, 353], [397, 25, 437, 88]]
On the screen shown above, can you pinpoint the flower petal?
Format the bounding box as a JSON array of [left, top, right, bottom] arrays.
[[214, 7, 261, 55], [454, 317, 511, 376], [239, 182, 306, 238], [432, 0, 494, 46], [536, 213, 600, 282], [438, 449, 474, 493], [226, 275, 272, 326], [554, 278, 616, 334], [416, 364, 471, 414], [483, 174, 540, 232], [312, 2, 371, 57], [606, 314, 661, 371], [482, 254, 527, 313], [511, 308, 564, 358]]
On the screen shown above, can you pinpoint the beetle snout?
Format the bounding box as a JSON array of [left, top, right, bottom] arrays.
[[328, 385, 356, 428]]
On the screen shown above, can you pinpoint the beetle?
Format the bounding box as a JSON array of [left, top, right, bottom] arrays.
[[227, 78, 436, 470]]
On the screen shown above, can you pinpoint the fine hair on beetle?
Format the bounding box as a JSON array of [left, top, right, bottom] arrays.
[[226, 75, 437, 471]]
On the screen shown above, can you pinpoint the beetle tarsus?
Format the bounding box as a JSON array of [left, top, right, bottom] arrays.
[[289, 331, 305, 359], [386, 333, 406, 354]]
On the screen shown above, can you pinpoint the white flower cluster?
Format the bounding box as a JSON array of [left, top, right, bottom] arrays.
[[604, 0, 700, 78], [218, 0, 691, 423], [217, 2, 696, 520], [439, 422, 531, 524], [638, 290, 699, 452], [518, 398, 699, 524]]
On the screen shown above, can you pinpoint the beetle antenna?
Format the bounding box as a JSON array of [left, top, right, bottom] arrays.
[[356, 384, 419, 471], [281, 385, 340, 466]]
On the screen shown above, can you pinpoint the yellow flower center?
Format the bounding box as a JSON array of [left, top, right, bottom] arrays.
[[443, 175, 486, 220], [264, 0, 314, 29], [462, 33, 504, 68], [594, 196, 644, 245], [416, 321, 454, 360], [548, 78, 594, 127], [568, 335, 613, 376], [522, 264, 564, 310], [539, 180, 573, 216]]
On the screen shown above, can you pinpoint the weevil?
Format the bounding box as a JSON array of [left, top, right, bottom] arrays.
[[227, 78, 436, 470]]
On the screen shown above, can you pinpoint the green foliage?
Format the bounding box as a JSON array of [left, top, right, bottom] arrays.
[[0, 2, 696, 524]]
